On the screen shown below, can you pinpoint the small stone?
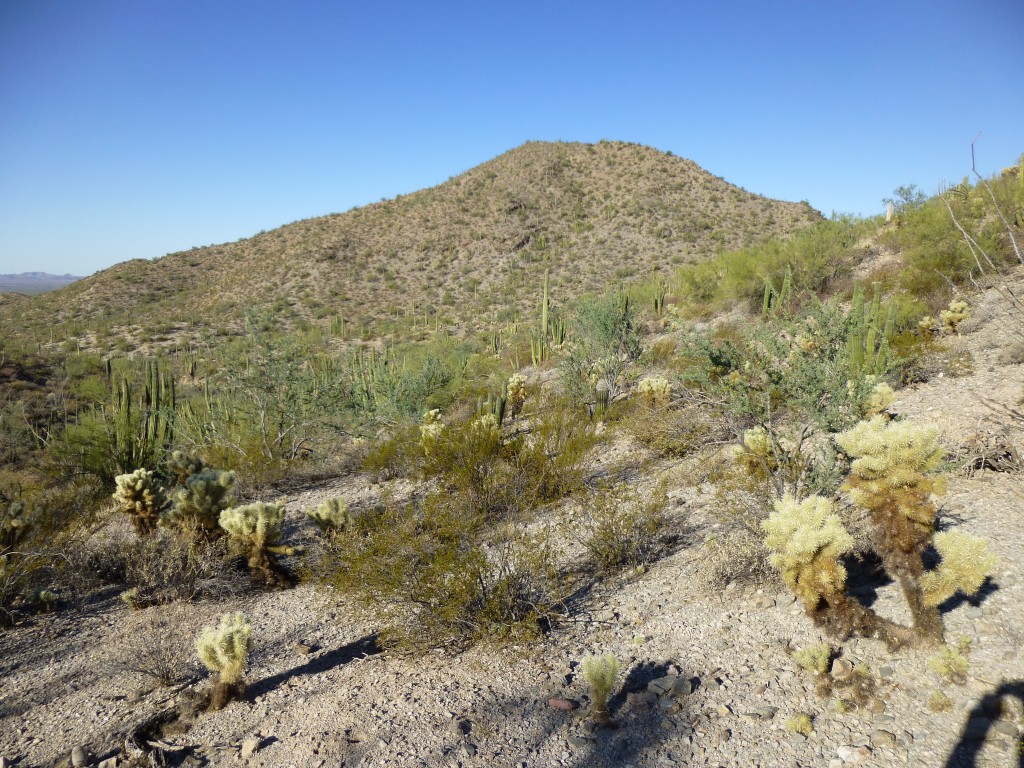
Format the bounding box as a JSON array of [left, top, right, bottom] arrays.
[[718, 728, 732, 743], [241, 737, 261, 760], [716, 704, 732, 716], [627, 691, 657, 707], [568, 736, 591, 748], [868, 699, 886, 714], [830, 659, 854, 680], [836, 745, 872, 764], [346, 727, 368, 743], [463, 742, 477, 757], [98, 760, 118, 768], [879, 666, 894, 679], [657, 696, 678, 711], [548, 698, 577, 711], [870, 730, 896, 748], [647, 676, 671, 695], [71, 747, 90, 768], [293, 642, 313, 655]]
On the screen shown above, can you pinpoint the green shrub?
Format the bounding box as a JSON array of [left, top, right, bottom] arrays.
[[325, 491, 562, 650], [569, 483, 669, 572]]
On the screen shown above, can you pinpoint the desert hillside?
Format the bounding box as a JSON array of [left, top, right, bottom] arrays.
[[1, 151, 1023, 768]]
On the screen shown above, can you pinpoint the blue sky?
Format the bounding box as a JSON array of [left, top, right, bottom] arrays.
[[1, 1, 1022, 276]]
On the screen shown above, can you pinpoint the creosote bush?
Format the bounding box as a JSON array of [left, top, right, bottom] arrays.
[[196, 612, 253, 710], [325, 489, 562, 651], [569, 482, 669, 572]]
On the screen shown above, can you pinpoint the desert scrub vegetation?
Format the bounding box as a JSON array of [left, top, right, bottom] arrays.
[[323, 489, 564, 650], [564, 482, 670, 572]]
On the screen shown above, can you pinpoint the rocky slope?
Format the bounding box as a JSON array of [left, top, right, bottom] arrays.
[[1, 276, 1022, 768]]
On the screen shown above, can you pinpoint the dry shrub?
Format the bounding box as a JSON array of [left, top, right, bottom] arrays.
[[565, 482, 670, 572], [77, 519, 250, 607], [625, 402, 727, 458], [109, 603, 200, 687], [697, 526, 781, 591]]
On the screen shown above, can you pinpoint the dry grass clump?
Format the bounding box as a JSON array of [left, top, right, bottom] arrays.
[[565, 482, 670, 572]]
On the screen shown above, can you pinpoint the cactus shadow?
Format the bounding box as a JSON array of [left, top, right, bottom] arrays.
[[460, 660, 691, 768], [247, 633, 381, 699], [943, 679, 1024, 767], [844, 551, 893, 609], [937, 576, 1000, 613]]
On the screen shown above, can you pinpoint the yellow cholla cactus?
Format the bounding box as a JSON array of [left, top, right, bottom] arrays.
[[507, 373, 527, 418], [581, 654, 620, 722], [861, 377, 895, 417], [940, 299, 970, 334], [637, 376, 672, 407], [113, 469, 165, 534], [307, 497, 352, 534], [920, 531, 997, 607], [762, 494, 854, 608], [196, 612, 253, 708], [419, 409, 445, 455]]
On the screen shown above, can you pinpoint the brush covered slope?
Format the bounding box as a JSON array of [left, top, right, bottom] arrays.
[[0, 141, 818, 352]]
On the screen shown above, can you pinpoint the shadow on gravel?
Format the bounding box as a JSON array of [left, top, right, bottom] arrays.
[[455, 660, 696, 768], [247, 633, 381, 699], [937, 577, 1000, 614], [943, 680, 1024, 768]]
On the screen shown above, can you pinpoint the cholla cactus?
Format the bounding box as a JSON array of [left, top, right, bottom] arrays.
[[167, 450, 205, 486], [732, 425, 777, 475], [219, 501, 296, 586], [918, 315, 936, 334], [113, 469, 165, 534], [763, 494, 853, 609], [196, 612, 253, 709], [0, 499, 31, 549], [940, 299, 970, 334], [470, 413, 500, 443], [920, 531, 997, 607], [637, 376, 672, 407], [307, 497, 354, 535], [862, 378, 895, 417], [164, 469, 235, 535], [419, 409, 445, 455], [581, 654, 620, 723], [806, 414, 997, 646], [507, 373, 527, 419]]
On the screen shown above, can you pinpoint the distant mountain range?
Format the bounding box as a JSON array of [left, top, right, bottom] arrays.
[[0, 272, 83, 295]]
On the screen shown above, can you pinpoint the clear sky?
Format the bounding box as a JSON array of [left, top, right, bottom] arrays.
[[1, 1, 1022, 276]]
